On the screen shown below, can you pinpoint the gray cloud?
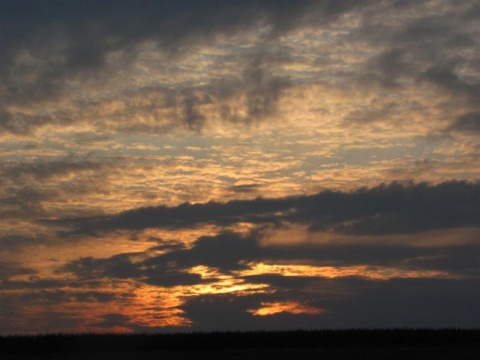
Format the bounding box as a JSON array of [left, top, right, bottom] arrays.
[[0, 234, 50, 252], [0, 261, 36, 281], [0, 0, 362, 100], [445, 112, 480, 134], [61, 251, 212, 288], [420, 64, 480, 106], [179, 293, 323, 331], [144, 233, 478, 278], [61, 253, 142, 280], [2, 1, 478, 137], [55, 181, 480, 236], [60, 226, 478, 290], [0, 157, 105, 182], [91, 313, 131, 329], [319, 277, 480, 328], [144, 232, 259, 271], [352, 1, 479, 132], [179, 277, 480, 330], [0, 0, 375, 135], [0, 186, 56, 219], [0, 157, 114, 220]]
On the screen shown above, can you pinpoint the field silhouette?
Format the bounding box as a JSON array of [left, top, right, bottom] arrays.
[[1, 329, 479, 359]]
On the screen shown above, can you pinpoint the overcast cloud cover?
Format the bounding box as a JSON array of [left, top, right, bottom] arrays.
[[0, 0, 479, 334]]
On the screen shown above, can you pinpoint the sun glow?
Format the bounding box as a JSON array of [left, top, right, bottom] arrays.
[[239, 262, 458, 280], [247, 301, 325, 316]]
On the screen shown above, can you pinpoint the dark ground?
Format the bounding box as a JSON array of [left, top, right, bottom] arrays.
[[1, 329, 479, 360], [3, 347, 480, 360]]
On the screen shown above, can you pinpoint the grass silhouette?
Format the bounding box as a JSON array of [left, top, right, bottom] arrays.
[[1, 329, 478, 355]]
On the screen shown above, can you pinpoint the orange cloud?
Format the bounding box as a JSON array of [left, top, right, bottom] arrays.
[[247, 301, 325, 316]]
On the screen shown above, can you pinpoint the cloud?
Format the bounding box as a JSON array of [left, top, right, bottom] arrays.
[[318, 277, 480, 328], [0, 157, 105, 181], [0, 0, 363, 102], [420, 64, 480, 106], [445, 112, 480, 134], [1, 0, 477, 140], [0, 156, 116, 220], [3, 0, 430, 139], [55, 181, 480, 236], [0, 261, 36, 281], [60, 224, 477, 292], [61, 251, 212, 288], [1, 0, 479, 334], [247, 301, 325, 316], [6, 219, 479, 333], [179, 276, 480, 329], [91, 313, 131, 329], [143, 232, 259, 272], [179, 293, 326, 331], [61, 253, 143, 280]]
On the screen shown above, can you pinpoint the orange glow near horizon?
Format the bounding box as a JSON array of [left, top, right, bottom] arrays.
[[184, 267, 271, 296], [248, 301, 325, 316], [239, 262, 459, 280]]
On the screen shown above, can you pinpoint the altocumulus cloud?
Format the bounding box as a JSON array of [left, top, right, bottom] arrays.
[[2, 0, 478, 135], [0, 0, 369, 134]]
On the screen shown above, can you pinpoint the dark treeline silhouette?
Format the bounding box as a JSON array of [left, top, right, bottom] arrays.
[[0, 329, 479, 354]]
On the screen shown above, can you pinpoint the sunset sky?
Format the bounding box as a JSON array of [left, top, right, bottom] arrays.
[[0, 0, 479, 334]]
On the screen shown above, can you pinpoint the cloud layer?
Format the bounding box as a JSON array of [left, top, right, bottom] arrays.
[[0, 0, 478, 334]]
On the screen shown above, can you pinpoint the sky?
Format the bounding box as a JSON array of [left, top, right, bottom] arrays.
[[0, 0, 479, 334]]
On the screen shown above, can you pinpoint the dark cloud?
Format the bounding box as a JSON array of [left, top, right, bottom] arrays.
[[0, 309, 83, 334], [0, 111, 52, 135], [319, 277, 480, 328], [0, 234, 49, 251], [1, 279, 66, 291], [445, 112, 480, 134], [229, 183, 262, 194], [91, 313, 131, 329], [0, 186, 56, 219], [143, 270, 204, 288], [180, 276, 480, 329], [2, 0, 478, 136], [61, 251, 212, 287], [60, 226, 477, 292], [0, 157, 118, 220], [55, 181, 480, 236], [144, 233, 478, 278], [180, 293, 324, 332], [357, 1, 479, 122], [366, 49, 409, 88], [0, 261, 36, 281], [242, 274, 327, 289], [13, 289, 116, 305], [0, 0, 364, 101], [0, 157, 105, 182], [404, 244, 480, 277], [242, 55, 291, 123], [0, 0, 385, 136], [20, 222, 480, 332], [420, 64, 480, 105], [144, 232, 258, 271], [181, 94, 207, 132], [61, 253, 143, 280], [183, 277, 480, 330]]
